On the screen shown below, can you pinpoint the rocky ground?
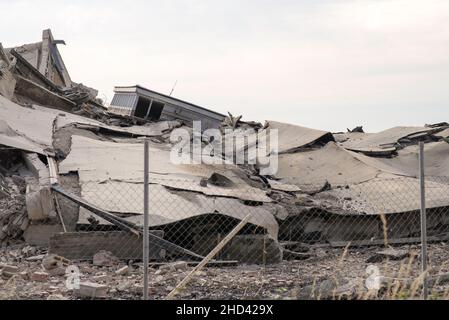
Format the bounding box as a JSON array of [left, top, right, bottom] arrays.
[[2, 242, 449, 300]]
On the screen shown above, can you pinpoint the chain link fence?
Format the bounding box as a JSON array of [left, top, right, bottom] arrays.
[[3, 143, 449, 300]]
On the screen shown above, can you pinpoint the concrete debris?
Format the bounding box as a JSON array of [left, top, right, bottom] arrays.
[[42, 254, 70, 271], [295, 276, 355, 300], [115, 266, 130, 276], [0, 265, 19, 279], [48, 231, 163, 261], [366, 248, 410, 263], [30, 271, 49, 282], [93, 250, 119, 267], [0, 28, 449, 281], [347, 126, 364, 133], [339, 125, 448, 156], [220, 235, 283, 265], [74, 282, 108, 299], [222, 112, 243, 129], [25, 185, 55, 221], [92, 274, 109, 282], [25, 254, 46, 262], [116, 280, 134, 292], [1, 242, 449, 300], [0, 161, 27, 245], [263, 120, 335, 154], [160, 261, 189, 272], [47, 294, 69, 300]]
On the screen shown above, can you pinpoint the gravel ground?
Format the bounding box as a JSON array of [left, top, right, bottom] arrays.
[[2, 242, 449, 300]]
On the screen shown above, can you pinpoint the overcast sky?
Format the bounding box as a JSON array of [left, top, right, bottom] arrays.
[[1, 0, 448, 132]]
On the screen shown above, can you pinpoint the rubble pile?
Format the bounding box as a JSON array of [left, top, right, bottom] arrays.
[[0, 29, 449, 295], [0, 150, 27, 246], [2, 243, 449, 300]]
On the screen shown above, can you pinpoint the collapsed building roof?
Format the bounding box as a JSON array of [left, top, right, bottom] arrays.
[[263, 120, 334, 154], [57, 135, 283, 238], [338, 125, 448, 156], [1, 29, 449, 257]]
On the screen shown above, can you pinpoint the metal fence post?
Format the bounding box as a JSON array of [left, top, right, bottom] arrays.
[[419, 142, 428, 300], [143, 139, 150, 300]]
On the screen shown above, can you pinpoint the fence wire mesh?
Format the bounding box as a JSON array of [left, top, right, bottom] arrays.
[[56, 172, 449, 299], [3, 145, 449, 300]]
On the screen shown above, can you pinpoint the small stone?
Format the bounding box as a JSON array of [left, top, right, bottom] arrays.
[[1, 265, 19, 274], [366, 249, 410, 263], [25, 254, 46, 262], [160, 261, 188, 272], [48, 286, 60, 292], [116, 281, 132, 292], [31, 271, 49, 282], [48, 267, 66, 276], [1, 271, 17, 279], [8, 250, 20, 259], [93, 251, 119, 267], [42, 254, 70, 270], [1, 265, 19, 279], [19, 271, 29, 280], [115, 266, 129, 276], [130, 284, 143, 295], [172, 261, 188, 271], [92, 274, 109, 282], [154, 269, 166, 275]]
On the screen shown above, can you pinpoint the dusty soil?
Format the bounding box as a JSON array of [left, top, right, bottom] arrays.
[[1, 242, 449, 300]]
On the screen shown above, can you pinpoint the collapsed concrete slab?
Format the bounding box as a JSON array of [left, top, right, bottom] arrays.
[[339, 125, 449, 156], [0, 95, 57, 151], [263, 120, 334, 154], [275, 142, 384, 191], [59, 135, 273, 203], [0, 119, 45, 155]]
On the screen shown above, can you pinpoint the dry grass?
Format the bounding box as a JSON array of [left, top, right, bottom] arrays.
[[0, 275, 19, 300]]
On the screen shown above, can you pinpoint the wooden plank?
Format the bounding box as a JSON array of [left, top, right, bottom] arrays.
[[166, 214, 251, 300]]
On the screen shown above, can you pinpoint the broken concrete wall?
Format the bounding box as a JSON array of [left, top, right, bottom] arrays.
[[23, 223, 63, 247], [14, 76, 76, 111], [25, 185, 55, 221], [49, 231, 166, 261], [22, 153, 50, 185], [0, 43, 16, 99]]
